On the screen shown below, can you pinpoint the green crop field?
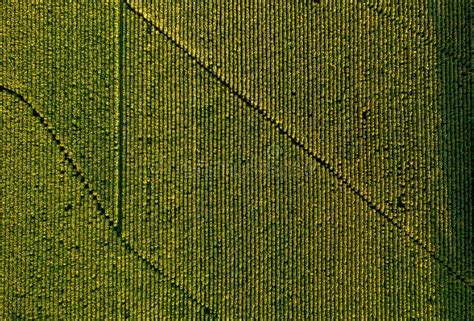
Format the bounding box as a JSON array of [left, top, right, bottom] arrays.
[[1, 0, 472, 319]]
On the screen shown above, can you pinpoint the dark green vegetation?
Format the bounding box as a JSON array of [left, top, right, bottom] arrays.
[[1, 0, 472, 319]]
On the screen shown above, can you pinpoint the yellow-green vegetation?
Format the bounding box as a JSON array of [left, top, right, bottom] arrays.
[[1, 0, 472, 319]]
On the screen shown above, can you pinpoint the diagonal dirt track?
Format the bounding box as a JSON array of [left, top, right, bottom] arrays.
[[122, 2, 473, 291], [0, 85, 217, 318]]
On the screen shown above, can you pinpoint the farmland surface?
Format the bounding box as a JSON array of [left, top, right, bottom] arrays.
[[1, 0, 472, 319]]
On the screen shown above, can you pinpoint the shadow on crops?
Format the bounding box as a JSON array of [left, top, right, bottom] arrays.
[[428, 1, 473, 316]]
